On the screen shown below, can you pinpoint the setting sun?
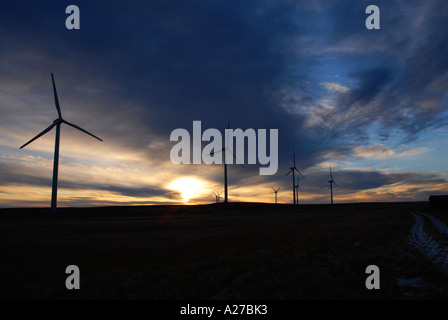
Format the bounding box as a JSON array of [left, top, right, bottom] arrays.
[[167, 177, 206, 203]]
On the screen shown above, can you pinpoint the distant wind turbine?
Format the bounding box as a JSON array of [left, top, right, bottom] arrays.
[[272, 187, 280, 204], [210, 122, 244, 203], [20, 73, 103, 213], [295, 170, 305, 204], [328, 167, 338, 205], [285, 149, 304, 205], [213, 192, 221, 203]]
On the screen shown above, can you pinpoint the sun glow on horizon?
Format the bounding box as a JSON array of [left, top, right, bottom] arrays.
[[167, 177, 207, 203]]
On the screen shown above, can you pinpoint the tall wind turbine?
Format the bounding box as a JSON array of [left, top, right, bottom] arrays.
[[213, 192, 221, 203], [272, 187, 280, 204], [286, 149, 304, 205], [210, 122, 244, 203], [20, 73, 103, 213], [328, 167, 338, 205]]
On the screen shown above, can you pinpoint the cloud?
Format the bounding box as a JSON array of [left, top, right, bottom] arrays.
[[316, 0, 448, 144], [320, 82, 349, 93], [352, 144, 431, 160], [300, 168, 448, 200]]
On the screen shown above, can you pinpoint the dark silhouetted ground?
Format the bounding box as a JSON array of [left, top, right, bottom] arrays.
[[1, 202, 447, 300]]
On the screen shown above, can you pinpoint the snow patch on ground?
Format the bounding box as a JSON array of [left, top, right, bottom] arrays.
[[409, 212, 448, 275], [397, 277, 425, 288], [397, 276, 432, 299], [423, 213, 448, 237]]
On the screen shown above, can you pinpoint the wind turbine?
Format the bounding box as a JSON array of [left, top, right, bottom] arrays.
[[209, 122, 244, 203], [272, 187, 280, 204], [328, 167, 338, 205], [213, 192, 221, 203], [285, 149, 304, 205], [20, 73, 103, 213]]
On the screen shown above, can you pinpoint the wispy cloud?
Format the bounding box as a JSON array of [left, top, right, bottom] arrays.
[[353, 144, 431, 160], [320, 82, 349, 93]]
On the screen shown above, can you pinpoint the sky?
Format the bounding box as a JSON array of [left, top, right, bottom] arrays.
[[0, 0, 447, 207]]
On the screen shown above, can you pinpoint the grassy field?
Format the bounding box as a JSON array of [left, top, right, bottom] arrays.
[[1, 202, 448, 300]]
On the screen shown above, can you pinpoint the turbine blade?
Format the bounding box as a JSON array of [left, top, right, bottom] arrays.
[[51, 73, 62, 119], [225, 121, 230, 149], [295, 168, 305, 179], [285, 169, 292, 176], [293, 149, 296, 168], [233, 153, 245, 168], [225, 147, 245, 168], [20, 123, 56, 149], [333, 180, 338, 187], [209, 147, 224, 156], [329, 166, 333, 179], [62, 120, 103, 142]]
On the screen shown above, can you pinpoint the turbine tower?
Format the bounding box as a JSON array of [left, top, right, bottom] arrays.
[[286, 149, 304, 205], [20, 73, 103, 213], [328, 167, 338, 205], [272, 187, 280, 204], [213, 192, 221, 203], [209, 122, 244, 203]]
